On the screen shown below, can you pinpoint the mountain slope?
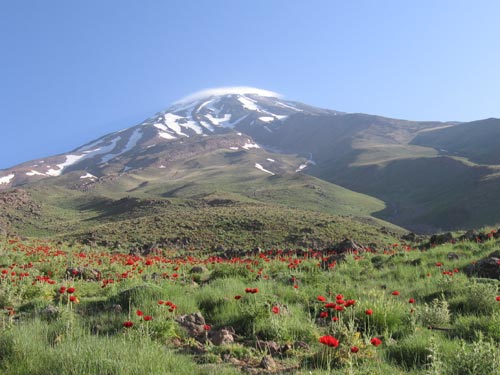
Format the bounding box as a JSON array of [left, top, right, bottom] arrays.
[[1, 86, 500, 235]]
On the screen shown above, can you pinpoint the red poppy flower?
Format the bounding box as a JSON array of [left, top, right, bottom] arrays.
[[123, 321, 134, 328], [69, 295, 77, 302], [319, 311, 328, 318], [325, 303, 336, 308], [435, 262, 443, 267], [351, 346, 359, 353], [370, 337, 382, 346], [336, 294, 344, 300], [345, 299, 356, 307], [158, 300, 164, 305], [319, 335, 339, 348], [332, 317, 339, 322], [203, 324, 211, 331], [391, 291, 400, 296], [272, 306, 280, 314], [143, 315, 153, 321], [59, 286, 66, 294], [408, 298, 415, 304], [234, 295, 242, 300], [317, 295, 326, 302], [365, 309, 373, 315], [136, 310, 144, 317], [66, 287, 75, 294], [496, 296, 500, 301]]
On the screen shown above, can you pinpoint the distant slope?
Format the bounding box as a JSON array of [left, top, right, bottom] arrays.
[[411, 118, 500, 165]]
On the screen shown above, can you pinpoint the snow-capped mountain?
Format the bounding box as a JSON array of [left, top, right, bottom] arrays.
[[0, 87, 339, 189]]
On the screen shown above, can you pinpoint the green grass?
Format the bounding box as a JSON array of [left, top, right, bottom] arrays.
[[1, 236, 499, 374]]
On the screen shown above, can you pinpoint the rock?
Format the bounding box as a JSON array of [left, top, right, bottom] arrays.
[[42, 305, 59, 320], [259, 355, 276, 370], [65, 267, 101, 281], [209, 329, 234, 346], [459, 230, 478, 242], [447, 252, 460, 260], [335, 238, 364, 253], [294, 341, 310, 351], [430, 232, 453, 245], [488, 250, 500, 258], [402, 232, 417, 242], [464, 257, 500, 279], [255, 340, 280, 356], [189, 266, 208, 274], [175, 312, 206, 337]]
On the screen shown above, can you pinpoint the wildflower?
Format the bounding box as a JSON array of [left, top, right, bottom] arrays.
[[317, 295, 326, 302], [332, 317, 339, 322], [203, 324, 211, 331], [345, 299, 356, 307], [143, 315, 153, 321], [319, 335, 339, 348], [370, 337, 382, 347], [69, 295, 77, 302], [496, 296, 500, 301], [408, 298, 415, 304], [158, 300, 164, 305], [293, 284, 298, 289], [365, 309, 373, 315], [136, 310, 144, 317], [272, 306, 280, 314], [319, 311, 328, 318], [391, 291, 400, 296], [351, 346, 359, 353], [66, 287, 75, 294], [435, 262, 443, 267], [123, 321, 134, 328], [59, 286, 66, 294], [234, 295, 242, 300]]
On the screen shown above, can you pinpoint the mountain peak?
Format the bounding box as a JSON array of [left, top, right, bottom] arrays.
[[173, 86, 281, 105]]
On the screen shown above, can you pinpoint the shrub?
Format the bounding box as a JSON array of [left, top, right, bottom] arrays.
[[417, 298, 450, 327]]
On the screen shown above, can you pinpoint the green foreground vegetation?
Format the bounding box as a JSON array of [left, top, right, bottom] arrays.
[[0, 235, 499, 374]]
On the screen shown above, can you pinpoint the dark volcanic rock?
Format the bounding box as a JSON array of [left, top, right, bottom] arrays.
[[464, 256, 500, 280], [430, 232, 453, 245]]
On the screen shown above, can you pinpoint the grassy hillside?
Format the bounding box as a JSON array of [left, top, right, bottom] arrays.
[[0, 148, 403, 249], [412, 118, 500, 165], [0, 236, 498, 374]]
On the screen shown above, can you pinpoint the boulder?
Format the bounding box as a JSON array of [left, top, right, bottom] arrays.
[[175, 312, 206, 337], [430, 232, 453, 245], [464, 257, 500, 280], [209, 328, 235, 346]]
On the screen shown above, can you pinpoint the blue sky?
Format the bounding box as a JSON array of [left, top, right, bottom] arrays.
[[1, 1, 499, 169]]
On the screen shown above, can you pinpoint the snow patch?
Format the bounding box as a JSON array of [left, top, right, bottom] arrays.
[[266, 158, 275, 162], [47, 154, 87, 176], [158, 131, 176, 140], [229, 147, 239, 150], [26, 170, 46, 176], [80, 173, 97, 180], [295, 164, 308, 172], [258, 116, 275, 123], [255, 164, 275, 176], [205, 113, 232, 127], [242, 142, 260, 150], [0, 174, 15, 184]]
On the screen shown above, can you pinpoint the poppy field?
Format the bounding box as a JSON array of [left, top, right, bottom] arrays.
[[0, 236, 499, 375]]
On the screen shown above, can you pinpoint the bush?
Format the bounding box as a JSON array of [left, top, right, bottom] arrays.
[[448, 336, 500, 375], [417, 298, 450, 327]]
